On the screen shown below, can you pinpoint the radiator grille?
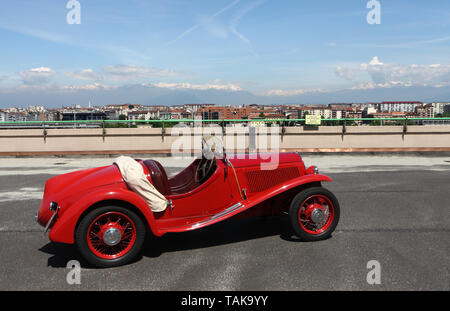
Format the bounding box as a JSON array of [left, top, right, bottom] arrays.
[[245, 167, 300, 193]]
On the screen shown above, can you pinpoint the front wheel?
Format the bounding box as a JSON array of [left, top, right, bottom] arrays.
[[289, 187, 340, 241], [75, 206, 146, 268]]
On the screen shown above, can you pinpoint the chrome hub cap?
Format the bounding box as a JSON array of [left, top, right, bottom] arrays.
[[310, 208, 325, 224], [103, 227, 122, 246]]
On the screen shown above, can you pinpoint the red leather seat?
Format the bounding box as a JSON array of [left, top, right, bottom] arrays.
[[143, 160, 171, 196]]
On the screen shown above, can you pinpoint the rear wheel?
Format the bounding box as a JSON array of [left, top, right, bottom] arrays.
[[76, 206, 146, 268], [289, 187, 340, 241]]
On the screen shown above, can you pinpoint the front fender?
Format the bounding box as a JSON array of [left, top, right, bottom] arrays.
[[49, 185, 159, 244], [244, 174, 332, 209]]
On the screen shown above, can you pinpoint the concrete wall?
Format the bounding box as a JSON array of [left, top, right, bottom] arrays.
[[0, 125, 449, 155]]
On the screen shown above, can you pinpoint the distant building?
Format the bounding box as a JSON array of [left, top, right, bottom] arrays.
[[128, 110, 160, 121], [331, 109, 344, 119], [0, 111, 7, 122], [368, 111, 406, 124], [432, 102, 450, 115], [159, 110, 173, 120], [444, 104, 450, 114], [6, 112, 27, 122], [329, 103, 353, 110], [198, 106, 252, 120], [415, 104, 434, 118], [47, 110, 61, 121], [346, 109, 363, 125], [62, 111, 107, 121], [301, 107, 332, 119], [184, 103, 215, 115], [281, 109, 299, 119], [104, 103, 141, 118], [328, 104, 353, 119], [363, 107, 377, 118], [377, 101, 423, 113], [104, 103, 139, 110], [168, 109, 186, 120], [26, 113, 49, 122], [27, 105, 45, 113], [104, 109, 120, 120]]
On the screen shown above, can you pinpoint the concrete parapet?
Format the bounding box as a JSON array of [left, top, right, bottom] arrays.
[[1, 126, 449, 155]]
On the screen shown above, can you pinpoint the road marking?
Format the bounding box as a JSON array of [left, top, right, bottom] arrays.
[[0, 157, 193, 176], [0, 156, 449, 176], [0, 188, 43, 202]]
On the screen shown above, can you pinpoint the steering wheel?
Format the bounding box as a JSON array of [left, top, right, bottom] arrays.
[[194, 137, 216, 183]]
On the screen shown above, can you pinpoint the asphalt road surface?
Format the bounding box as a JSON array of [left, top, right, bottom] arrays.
[[0, 155, 449, 291]]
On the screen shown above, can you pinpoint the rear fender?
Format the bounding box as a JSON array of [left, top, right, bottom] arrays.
[[49, 186, 159, 244]]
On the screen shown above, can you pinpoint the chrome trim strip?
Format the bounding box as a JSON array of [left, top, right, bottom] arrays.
[[44, 206, 59, 235], [190, 203, 243, 229], [210, 203, 243, 220]]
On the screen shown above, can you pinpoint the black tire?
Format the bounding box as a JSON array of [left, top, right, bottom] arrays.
[[289, 187, 340, 241], [75, 205, 146, 268]]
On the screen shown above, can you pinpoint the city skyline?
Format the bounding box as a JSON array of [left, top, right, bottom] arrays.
[[1, 101, 447, 125], [1, 1, 450, 107]]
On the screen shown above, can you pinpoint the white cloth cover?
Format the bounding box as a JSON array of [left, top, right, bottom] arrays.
[[114, 156, 168, 212]]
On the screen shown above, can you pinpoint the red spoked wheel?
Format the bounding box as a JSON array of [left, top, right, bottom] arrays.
[[76, 206, 146, 268], [298, 195, 334, 235], [87, 212, 136, 260], [289, 187, 340, 241]]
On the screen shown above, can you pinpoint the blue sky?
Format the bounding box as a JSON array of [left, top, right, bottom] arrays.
[[1, 0, 450, 106]]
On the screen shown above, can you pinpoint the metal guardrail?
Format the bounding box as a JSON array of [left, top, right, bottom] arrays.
[[1, 117, 449, 154], [1, 117, 450, 126]]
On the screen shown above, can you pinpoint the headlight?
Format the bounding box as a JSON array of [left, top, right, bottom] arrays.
[[49, 201, 58, 211]]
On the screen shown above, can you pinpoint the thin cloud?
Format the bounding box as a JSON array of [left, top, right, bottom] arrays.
[[0, 24, 70, 44], [19, 67, 57, 85], [103, 65, 187, 80], [335, 57, 450, 88], [65, 69, 104, 81], [230, 0, 266, 54], [263, 88, 325, 97], [149, 79, 242, 91], [10, 80, 243, 93], [65, 65, 190, 82], [167, 0, 242, 45], [0, 24, 149, 64], [357, 36, 450, 49]]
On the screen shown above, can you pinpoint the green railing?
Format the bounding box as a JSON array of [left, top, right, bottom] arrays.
[[0, 117, 450, 126]]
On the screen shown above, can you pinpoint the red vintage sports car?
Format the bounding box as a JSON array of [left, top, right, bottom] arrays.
[[36, 152, 340, 267]]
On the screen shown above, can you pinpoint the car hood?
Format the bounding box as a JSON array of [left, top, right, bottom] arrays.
[[228, 152, 302, 168]]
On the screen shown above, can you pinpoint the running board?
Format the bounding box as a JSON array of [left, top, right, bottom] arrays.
[[189, 203, 244, 230], [162, 202, 245, 233]]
